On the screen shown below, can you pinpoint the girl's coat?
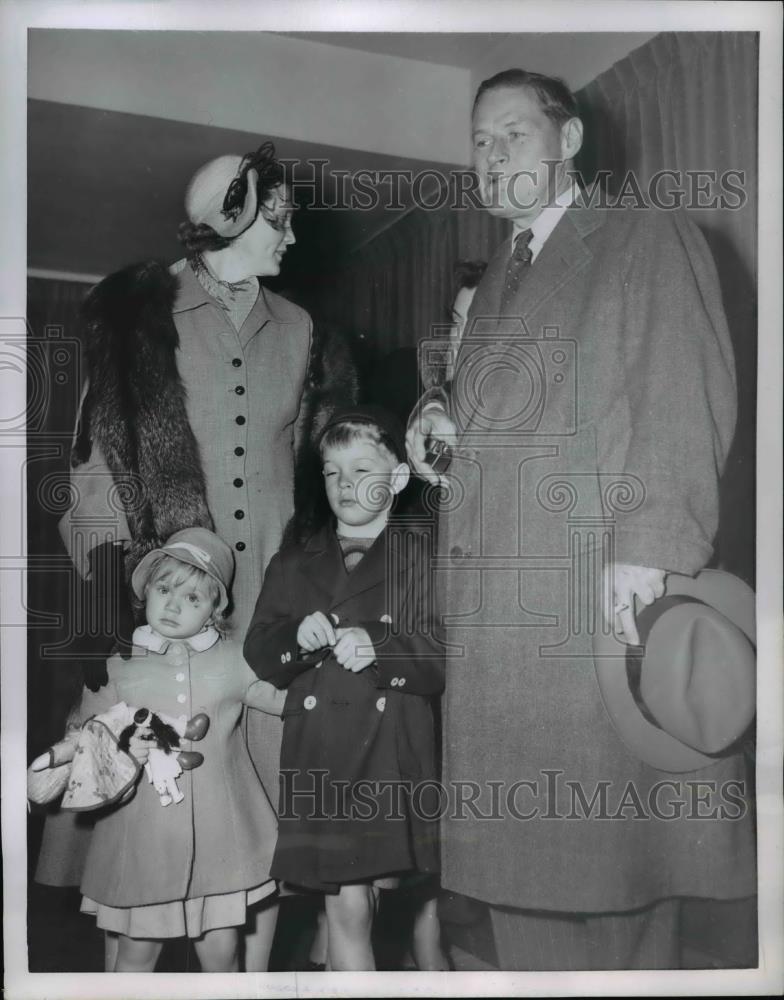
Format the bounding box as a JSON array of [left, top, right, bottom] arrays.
[[76, 631, 278, 908]]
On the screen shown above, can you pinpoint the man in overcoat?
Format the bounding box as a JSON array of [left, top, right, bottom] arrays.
[[407, 69, 756, 970]]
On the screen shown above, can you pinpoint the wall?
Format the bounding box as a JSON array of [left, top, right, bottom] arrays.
[[28, 29, 472, 165]]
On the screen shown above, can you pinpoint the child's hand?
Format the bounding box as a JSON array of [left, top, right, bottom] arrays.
[[333, 627, 375, 673], [125, 731, 153, 765], [297, 611, 337, 652]]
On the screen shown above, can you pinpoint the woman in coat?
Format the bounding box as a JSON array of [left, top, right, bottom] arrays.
[[36, 141, 357, 969]]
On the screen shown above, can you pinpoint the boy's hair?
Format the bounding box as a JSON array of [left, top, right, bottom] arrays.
[[137, 553, 230, 634], [318, 419, 405, 466]]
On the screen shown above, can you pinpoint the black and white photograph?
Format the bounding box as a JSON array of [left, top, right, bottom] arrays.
[[2, 1, 782, 997]]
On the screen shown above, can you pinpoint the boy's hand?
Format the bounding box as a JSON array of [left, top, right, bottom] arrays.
[[297, 611, 337, 652], [333, 627, 376, 673]]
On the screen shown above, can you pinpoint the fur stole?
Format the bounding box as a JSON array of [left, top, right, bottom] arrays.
[[74, 261, 213, 576], [73, 260, 359, 574]]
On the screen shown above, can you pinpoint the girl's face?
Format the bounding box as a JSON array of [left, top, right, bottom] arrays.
[[145, 569, 215, 640]]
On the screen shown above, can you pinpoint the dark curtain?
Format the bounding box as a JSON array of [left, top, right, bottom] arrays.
[[310, 31, 757, 585], [26, 276, 93, 754], [578, 32, 757, 585]]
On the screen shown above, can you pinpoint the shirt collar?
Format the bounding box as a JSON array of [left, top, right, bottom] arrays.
[[169, 256, 298, 325], [133, 623, 220, 654], [512, 182, 579, 261]]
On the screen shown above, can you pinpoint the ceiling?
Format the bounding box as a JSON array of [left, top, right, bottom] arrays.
[[275, 31, 511, 68]]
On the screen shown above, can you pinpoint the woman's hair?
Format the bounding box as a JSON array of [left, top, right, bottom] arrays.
[[136, 553, 230, 635], [178, 141, 287, 254]]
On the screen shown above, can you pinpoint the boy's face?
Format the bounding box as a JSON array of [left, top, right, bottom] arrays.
[[145, 570, 215, 640], [322, 439, 403, 533]]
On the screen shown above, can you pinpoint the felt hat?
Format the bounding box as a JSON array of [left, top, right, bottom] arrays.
[[131, 527, 235, 615], [184, 155, 260, 240], [593, 569, 755, 773], [318, 404, 407, 463]]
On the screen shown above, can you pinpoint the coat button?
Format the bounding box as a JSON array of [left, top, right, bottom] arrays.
[[235, 385, 245, 395], [234, 477, 244, 487], [380, 614, 392, 623], [177, 693, 187, 704], [236, 415, 246, 425], [175, 672, 185, 682], [390, 678, 399, 687], [234, 510, 245, 520], [280, 654, 286, 663], [398, 677, 406, 688], [232, 358, 242, 367], [304, 695, 317, 710], [236, 541, 246, 551], [376, 697, 386, 712], [235, 446, 245, 456]]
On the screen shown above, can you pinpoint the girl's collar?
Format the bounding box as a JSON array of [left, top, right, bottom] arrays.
[[133, 624, 221, 654]]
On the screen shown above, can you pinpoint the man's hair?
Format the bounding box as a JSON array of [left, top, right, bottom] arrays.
[[473, 69, 578, 127], [319, 421, 403, 466], [454, 259, 487, 293]]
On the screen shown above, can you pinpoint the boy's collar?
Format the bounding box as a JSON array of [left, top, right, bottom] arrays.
[[133, 623, 220, 653]]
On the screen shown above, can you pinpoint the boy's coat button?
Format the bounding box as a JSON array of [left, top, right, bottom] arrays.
[[304, 696, 317, 710]]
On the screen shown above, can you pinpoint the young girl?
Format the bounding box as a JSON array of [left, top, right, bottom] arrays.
[[44, 527, 285, 972], [244, 405, 445, 970]]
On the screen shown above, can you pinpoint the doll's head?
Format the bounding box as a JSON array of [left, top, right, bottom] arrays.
[[131, 528, 235, 638], [317, 405, 410, 538]]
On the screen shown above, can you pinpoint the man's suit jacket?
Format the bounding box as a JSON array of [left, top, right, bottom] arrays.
[[435, 201, 755, 912]]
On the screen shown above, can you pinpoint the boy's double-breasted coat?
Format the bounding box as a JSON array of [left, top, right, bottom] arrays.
[[244, 522, 444, 892], [433, 202, 756, 913]]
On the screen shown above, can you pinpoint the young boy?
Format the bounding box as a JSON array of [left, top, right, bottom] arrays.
[[244, 405, 445, 971]]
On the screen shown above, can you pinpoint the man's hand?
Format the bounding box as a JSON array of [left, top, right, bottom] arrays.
[[405, 405, 457, 484], [297, 611, 337, 652], [603, 563, 666, 645], [333, 627, 376, 673]]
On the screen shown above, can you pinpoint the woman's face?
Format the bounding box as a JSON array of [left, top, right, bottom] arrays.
[[235, 184, 295, 276]]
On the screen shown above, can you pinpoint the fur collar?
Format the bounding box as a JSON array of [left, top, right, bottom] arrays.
[[74, 261, 214, 577], [73, 260, 359, 575]]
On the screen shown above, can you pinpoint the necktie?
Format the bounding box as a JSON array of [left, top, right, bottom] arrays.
[[500, 228, 534, 313]]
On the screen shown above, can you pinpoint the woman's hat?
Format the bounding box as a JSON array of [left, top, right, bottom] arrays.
[[593, 569, 755, 773], [184, 155, 260, 241], [318, 404, 407, 463], [131, 527, 235, 614]]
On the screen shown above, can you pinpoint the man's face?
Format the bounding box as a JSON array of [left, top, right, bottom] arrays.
[[471, 85, 579, 225]]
